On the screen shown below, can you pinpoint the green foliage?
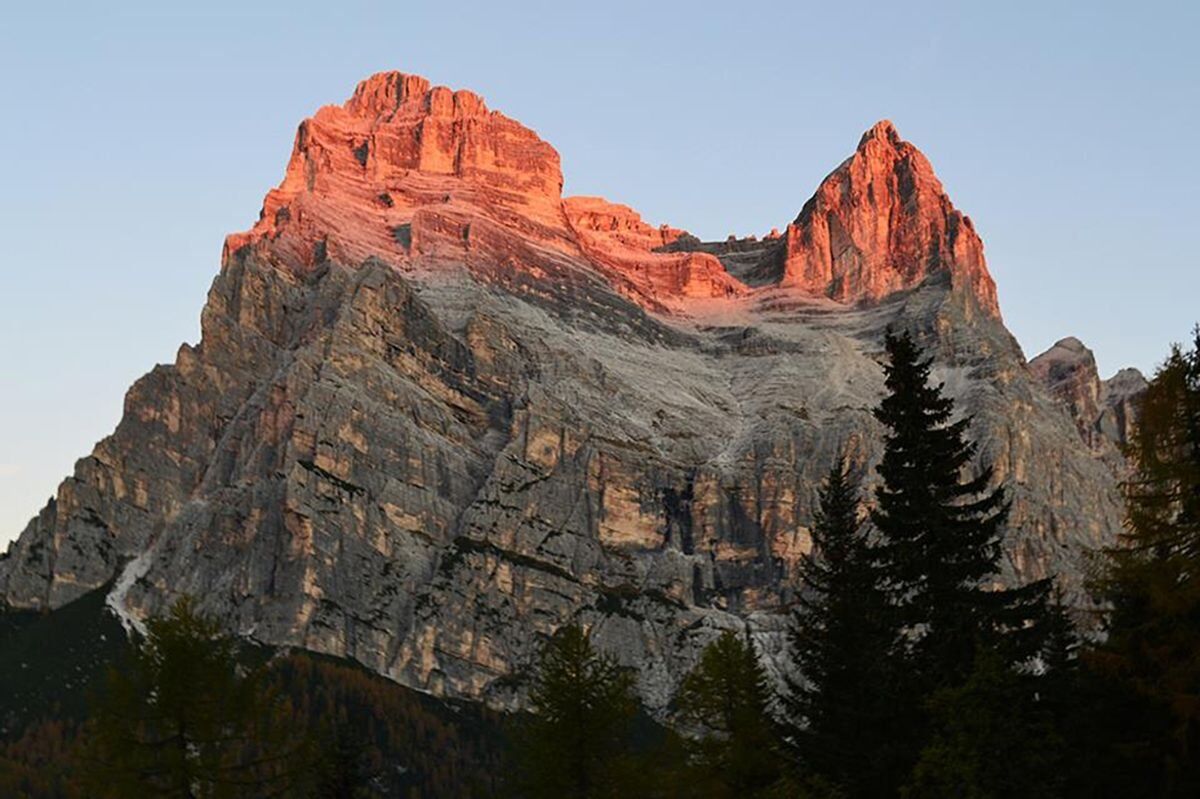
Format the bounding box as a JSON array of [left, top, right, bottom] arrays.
[[781, 459, 904, 796], [675, 631, 782, 797], [82, 597, 308, 798], [512, 624, 643, 798], [1118, 328, 1200, 561], [778, 330, 1063, 797], [904, 648, 1064, 799], [872, 331, 1049, 686], [1083, 326, 1200, 797]]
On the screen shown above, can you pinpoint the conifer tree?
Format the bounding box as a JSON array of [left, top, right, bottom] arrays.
[[903, 648, 1063, 799], [871, 330, 1047, 686], [867, 330, 1066, 795], [781, 459, 900, 797], [514, 623, 641, 799], [676, 631, 782, 798], [1085, 327, 1200, 797], [84, 597, 307, 798]]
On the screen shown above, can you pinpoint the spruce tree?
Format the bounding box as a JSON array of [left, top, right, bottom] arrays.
[[675, 631, 782, 798], [514, 624, 642, 799], [782, 459, 901, 797], [871, 330, 1046, 685], [310, 724, 372, 799]]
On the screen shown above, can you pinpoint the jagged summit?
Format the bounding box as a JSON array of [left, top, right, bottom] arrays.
[[755, 118, 999, 317], [226, 74, 1000, 318], [225, 71, 568, 272], [1030, 337, 1147, 450], [345, 71, 489, 120], [1039, 336, 1089, 356], [857, 118, 902, 148], [0, 70, 1131, 713]]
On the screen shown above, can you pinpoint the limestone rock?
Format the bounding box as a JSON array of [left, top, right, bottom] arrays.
[[1099, 368, 1149, 447], [0, 72, 1137, 713], [752, 120, 999, 317], [1029, 337, 1146, 451]]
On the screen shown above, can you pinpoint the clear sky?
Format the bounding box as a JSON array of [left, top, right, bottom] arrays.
[[1, 1, 1197, 547]]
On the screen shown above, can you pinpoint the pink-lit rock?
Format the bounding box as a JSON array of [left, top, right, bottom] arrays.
[[227, 76, 996, 318], [564, 196, 746, 308], [225, 71, 573, 272], [767, 120, 1000, 317]]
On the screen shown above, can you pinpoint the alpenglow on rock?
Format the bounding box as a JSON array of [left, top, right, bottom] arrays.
[[0, 72, 1140, 711]]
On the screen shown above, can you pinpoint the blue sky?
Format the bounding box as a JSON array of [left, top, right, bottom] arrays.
[[1, 1, 1197, 545]]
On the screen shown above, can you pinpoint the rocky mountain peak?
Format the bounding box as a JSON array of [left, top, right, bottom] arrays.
[[857, 118, 903, 148], [225, 71, 569, 271], [345, 72, 432, 117], [761, 119, 1000, 317], [1105, 367, 1150, 399], [1029, 338, 1103, 434], [343, 72, 492, 121], [0, 70, 1141, 714], [1030, 337, 1147, 450], [224, 77, 1005, 320]]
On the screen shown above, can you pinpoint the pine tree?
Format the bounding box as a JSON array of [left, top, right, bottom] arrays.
[[675, 631, 782, 798], [871, 330, 1047, 685], [513, 624, 642, 799], [1084, 327, 1200, 797], [83, 597, 307, 798], [781, 459, 901, 797]]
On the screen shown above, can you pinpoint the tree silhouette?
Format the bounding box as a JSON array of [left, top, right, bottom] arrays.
[[781, 458, 901, 796], [676, 630, 782, 797], [513, 624, 641, 799], [84, 597, 307, 798], [1085, 327, 1200, 797]]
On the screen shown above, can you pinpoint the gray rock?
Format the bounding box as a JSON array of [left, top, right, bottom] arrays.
[[0, 251, 1130, 711]]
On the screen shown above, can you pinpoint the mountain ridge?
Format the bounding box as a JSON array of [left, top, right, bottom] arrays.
[[224, 71, 999, 318], [0, 70, 1140, 711]]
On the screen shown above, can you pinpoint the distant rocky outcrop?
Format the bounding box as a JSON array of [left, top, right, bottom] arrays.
[[1029, 337, 1146, 452], [0, 72, 1137, 712]]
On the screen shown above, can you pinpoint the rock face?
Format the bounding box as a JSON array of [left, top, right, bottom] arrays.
[[1029, 337, 1147, 452], [225, 71, 570, 271], [752, 121, 999, 317], [1099, 368, 1149, 447], [564, 196, 745, 310], [0, 72, 1136, 711]]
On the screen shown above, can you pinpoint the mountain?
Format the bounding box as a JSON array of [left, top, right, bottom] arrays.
[[1029, 336, 1147, 453], [0, 71, 1139, 711]]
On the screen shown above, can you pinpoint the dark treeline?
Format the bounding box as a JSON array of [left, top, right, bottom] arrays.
[[2, 328, 1199, 798], [0, 603, 509, 798]]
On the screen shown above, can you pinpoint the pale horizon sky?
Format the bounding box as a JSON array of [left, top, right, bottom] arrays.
[[1, 1, 1197, 546]]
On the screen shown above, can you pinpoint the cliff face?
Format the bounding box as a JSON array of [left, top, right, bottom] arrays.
[[0, 72, 1135, 710], [753, 121, 999, 317], [1029, 337, 1147, 454]]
